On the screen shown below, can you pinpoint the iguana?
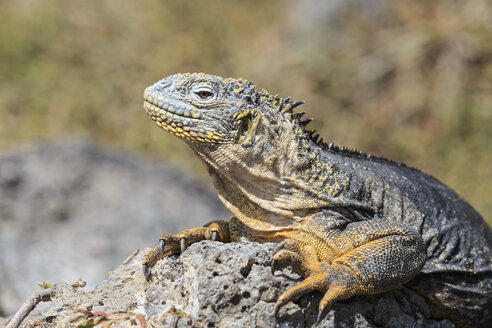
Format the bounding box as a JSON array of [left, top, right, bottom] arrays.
[[142, 73, 492, 327]]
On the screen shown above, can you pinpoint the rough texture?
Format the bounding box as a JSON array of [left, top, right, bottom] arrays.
[[4, 242, 454, 328], [0, 140, 228, 316], [142, 73, 492, 327]]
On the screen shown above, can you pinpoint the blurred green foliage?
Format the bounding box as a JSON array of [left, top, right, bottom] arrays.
[[0, 0, 490, 225]]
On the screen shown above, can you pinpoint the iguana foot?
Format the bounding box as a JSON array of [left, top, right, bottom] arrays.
[[142, 221, 229, 281], [271, 226, 427, 321], [271, 241, 356, 320]]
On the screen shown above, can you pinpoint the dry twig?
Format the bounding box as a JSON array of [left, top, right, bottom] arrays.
[[6, 288, 54, 328]]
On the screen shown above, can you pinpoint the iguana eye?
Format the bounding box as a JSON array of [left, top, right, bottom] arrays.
[[191, 86, 216, 101], [197, 90, 213, 99]]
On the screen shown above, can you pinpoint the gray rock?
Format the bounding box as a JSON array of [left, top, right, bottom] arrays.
[[0, 140, 228, 315], [7, 241, 454, 328]]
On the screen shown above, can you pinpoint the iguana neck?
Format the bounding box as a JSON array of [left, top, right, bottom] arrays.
[[191, 141, 350, 230]]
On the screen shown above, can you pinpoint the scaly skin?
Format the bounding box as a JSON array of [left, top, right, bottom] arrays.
[[142, 73, 492, 327]]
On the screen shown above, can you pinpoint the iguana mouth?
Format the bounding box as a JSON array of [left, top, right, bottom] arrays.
[[143, 98, 203, 121], [143, 99, 226, 144]]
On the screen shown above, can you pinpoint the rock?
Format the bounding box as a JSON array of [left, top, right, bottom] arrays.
[[6, 241, 454, 328], [0, 140, 228, 315]]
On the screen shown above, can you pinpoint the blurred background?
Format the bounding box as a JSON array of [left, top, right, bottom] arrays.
[[0, 0, 491, 317]]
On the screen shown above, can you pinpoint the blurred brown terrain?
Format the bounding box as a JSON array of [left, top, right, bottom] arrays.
[[0, 0, 491, 226]]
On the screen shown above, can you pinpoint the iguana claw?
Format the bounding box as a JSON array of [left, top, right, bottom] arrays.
[[271, 241, 286, 274], [316, 310, 323, 325], [273, 303, 281, 318], [142, 264, 151, 282], [180, 238, 186, 253]]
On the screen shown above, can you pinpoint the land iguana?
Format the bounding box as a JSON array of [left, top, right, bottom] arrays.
[[142, 73, 492, 327]]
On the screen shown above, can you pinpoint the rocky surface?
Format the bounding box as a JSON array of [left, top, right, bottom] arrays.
[[4, 241, 454, 328], [0, 140, 228, 316]]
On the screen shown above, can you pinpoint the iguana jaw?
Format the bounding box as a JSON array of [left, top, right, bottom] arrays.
[[143, 99, 216, 143]]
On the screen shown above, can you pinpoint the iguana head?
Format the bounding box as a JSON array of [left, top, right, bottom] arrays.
[[144, 73, 309, 162], [145, 73, 268, 144]]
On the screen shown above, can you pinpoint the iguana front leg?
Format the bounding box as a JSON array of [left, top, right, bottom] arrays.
[[271, 216, 427, 321], [142, 217, 248, 281]]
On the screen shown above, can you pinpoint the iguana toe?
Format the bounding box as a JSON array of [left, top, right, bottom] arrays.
[[272, 243, 333, 316], [272, 249, 307, 276], [142, 244, 164, 281], [275, 274, 327, 317]]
